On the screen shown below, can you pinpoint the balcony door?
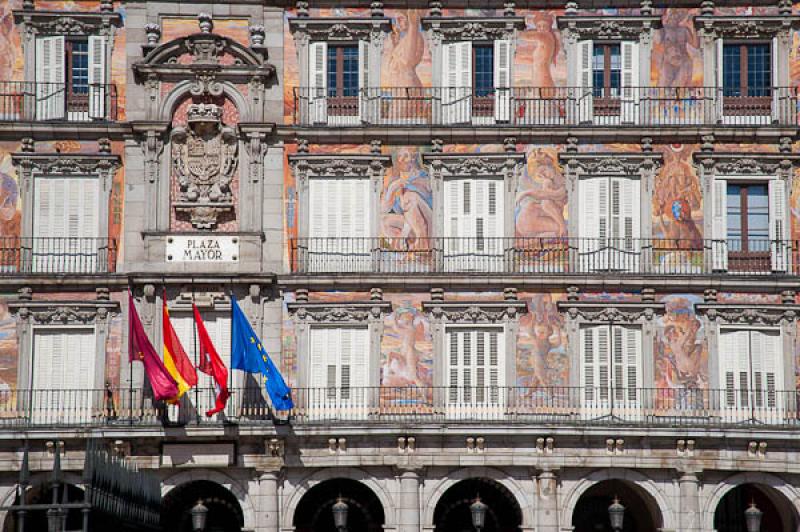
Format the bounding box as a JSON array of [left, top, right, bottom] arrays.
[[33, 176, 100, 273], [719, 41, 776, 124], [307, 327, 369, 419], [443, 177, 505, 272], [307, 177, 371, 272], [445, 327, 505, 418], [578, 176, 641, 272], [580, 324, 642, 419], [308, 41, 368, 125], [577, 40, 639, 124]]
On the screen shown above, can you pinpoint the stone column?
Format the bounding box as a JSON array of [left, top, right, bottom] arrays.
[[536, 468, 559, 532], [396, 468, 422, 532], [678, 470, 701, 532], [257, 470, 280, 532]]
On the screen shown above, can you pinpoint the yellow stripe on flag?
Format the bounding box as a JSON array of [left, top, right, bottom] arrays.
[[164, 345, 191, 402]]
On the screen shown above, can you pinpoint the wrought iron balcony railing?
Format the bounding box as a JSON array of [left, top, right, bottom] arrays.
[[292, 86, 800, 127], [290, 237, 796, 276], [0, 237, 117, 274], [0, 81, 119, 122], [2, 386, 798, 428]]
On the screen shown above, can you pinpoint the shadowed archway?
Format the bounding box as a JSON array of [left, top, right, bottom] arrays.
[[293, 478, 385, 532], [714, 483, 797, 532], [433, 477, 522, 532], [572, 479, 663, 532], [161, 480, 244, 532]]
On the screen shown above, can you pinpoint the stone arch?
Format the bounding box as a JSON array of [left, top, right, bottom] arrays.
[[423, 467, 533, 529], [702, 472, 800, 532], [559, 468, 676, 531], [159, 81, 251, 123], [161, 469, 256, 531], [282, 467, 397, 530]]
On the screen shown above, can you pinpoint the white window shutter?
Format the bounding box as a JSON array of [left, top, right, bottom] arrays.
[[493, 39, 511, 122], [756, 330, 782, 409], [623, 326, 641, 402], [768, 179, 789, 272], [309, 179, 328, 238], [308, 328, 328, 390], [358, 40, 370, 123], [442, 41, 471, 124], [308, 41, 328, 124], [579, 179, 600, 241], [619, 178, 640, 269], [35, 36, 65, 120], [350, 328, 369, 390], [88, 35, 108, 119], [620, 41, 639, 124], [578, 40, 593, 123], [712, 179, 728, 271], [716, 39, 724, 120]]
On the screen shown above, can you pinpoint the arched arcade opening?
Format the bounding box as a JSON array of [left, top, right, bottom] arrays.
[[714, 483, 798, 532], [293, 477, 385, 532], [572, 479, 663, 532], [161, 480, 244, 532], [433, 477, 522, 532]]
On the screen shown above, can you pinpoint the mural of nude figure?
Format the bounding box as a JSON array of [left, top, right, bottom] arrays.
[[381, 148, 433, 241], [517, 293, 568, 388], [656, 295, 708, 389], [384, 10, 424, 88], [515, 149, 567, 238], [381, 304, 432, 388], [654, 9, 701, 87], [653, 145, 703, 242]]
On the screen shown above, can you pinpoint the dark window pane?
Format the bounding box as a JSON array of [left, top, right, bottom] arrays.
[[327, 45, 359, 96], [747, 44, 771, 96], [71, 40, 89, 94], [474, 45, 494, 97], [722, 44, 741, 96]]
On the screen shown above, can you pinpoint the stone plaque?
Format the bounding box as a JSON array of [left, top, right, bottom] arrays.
[[166, 235, 239, 262]]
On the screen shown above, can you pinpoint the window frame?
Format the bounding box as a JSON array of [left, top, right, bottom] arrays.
[[717, 326, 784, 411]]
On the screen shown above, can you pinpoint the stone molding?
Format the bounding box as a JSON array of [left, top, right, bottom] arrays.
[[11, 152, 121, 177], [694, 15, 800, 42], [421, 301, 528, 323], [557, 301, 666, 322], [421, 16, 525, 42], [692, 152, 800, 181], [558, 152, 663, 176], [9, 300, 120, 324], [694, 303, 800, 325], [289, 17, 392, 44], [421, 152, 526, 181], [13, 9, 122, 37], [289, 153, 391, 184], [557, 15, 662, 44], [287, 301, 393, 323]]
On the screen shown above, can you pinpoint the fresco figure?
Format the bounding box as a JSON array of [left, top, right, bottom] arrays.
[[382, 305, 431, 388], [382, 149, 432, 242], [386, 10, 424, 89], [528, 12, 558, 89], [515, 151, 567, 237], [518, 294, 568, 388], [656, 296, 707, 389], [654, 145, 702, 242], [655, 10, 699, 87]]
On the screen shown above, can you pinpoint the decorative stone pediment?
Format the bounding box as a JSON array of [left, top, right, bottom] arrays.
[[558, 153, 662, 176], [288, 301, 392, 323], [13, 9, 122, 37], [421, 16, 525, 42], [422, 153, 526, 181], [289, 17, 392, 44], [11, 152, 121, 176], [695, 304, 800, 326], [557, 301, 665, 323], [9, 300, 120, 324], [557, 15, 661, 44], [289, 154, 391, 184], [694, 15, 800, 42], [421, 301, 528, 323], [692, 152, 800, 181]]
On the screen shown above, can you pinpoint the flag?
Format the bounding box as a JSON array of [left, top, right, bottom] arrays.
[[231, 297, 294, 410], [194, 303, 230, 417], [128, 292, 179, 402], [162, 294, 198, 404]]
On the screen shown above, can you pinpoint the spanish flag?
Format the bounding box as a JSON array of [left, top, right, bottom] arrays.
[[162, 294, 197, 403]]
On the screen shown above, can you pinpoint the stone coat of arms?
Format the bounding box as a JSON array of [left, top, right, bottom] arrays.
[[171, 103, 238, 229]]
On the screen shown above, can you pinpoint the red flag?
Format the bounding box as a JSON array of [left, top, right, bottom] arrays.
[[128, 292, 179, 402], [193, 303, 230, 416], [163, 293, 198, 405]]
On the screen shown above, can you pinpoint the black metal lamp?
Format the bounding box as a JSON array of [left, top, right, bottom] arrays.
[[608, 497, 625, 532], [191, 499, 208, 532], [332, 497, 349, 531], [745, 501, 763, 532], [470, 496, 488, 531]]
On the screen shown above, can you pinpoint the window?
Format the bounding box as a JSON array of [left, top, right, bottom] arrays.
[[446, 327, 504, 408], [307, 177, 371, 272], [580, 324, 641, 406], [31, 328, 97, 421], [441, 40, 511, 123], [712, 178, 788, 272], [35, 35, 108, 120], [308, 41, 369, 124], [578, 40, 639, 123], [578, 176, 640, 271], [718, 42, 775, 120], [718, 329, 783, 412], [33, 176, 100, 273], [308, 327, 369, 410], [443, 178, 504, 271]]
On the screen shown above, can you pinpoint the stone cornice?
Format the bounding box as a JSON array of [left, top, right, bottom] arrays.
[[11, 152, 121, 176], [13, 9, 122, 36], [421, 152, 526, 179], [694, 15, 800, 40], [9, 300, 120, 324], [287, 301, 392, 322], [556, 301, 666, 322], [289, 153, 391, 180], [421, 301, 528, 322], [421, 16, 525, 42], [558, 152, 662, 175], [289, 17, 392, 43], [695, 303, 800, 325], [692, 152, 800, 177], [557, 15, 662, 43]]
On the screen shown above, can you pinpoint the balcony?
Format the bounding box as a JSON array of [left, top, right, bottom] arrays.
[[3, 386, 798, 429], [0, 237, 117, 274], [292, 86, 799, 128], [0, 81, 119, 122], [289, 237, 796, 276]]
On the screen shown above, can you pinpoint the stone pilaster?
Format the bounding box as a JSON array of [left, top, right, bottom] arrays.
[[678, 470, 701, 532], [396, 467, 422, 532], [257, 470, 280, 532], [536, 468, 559, 532]]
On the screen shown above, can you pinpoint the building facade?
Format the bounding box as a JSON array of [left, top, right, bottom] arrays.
[[0, 0, 799, 530]]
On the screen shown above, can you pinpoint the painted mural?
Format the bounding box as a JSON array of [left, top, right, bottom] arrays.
[[655, 294, 707, 389], [381, 294, 433, 388], [517, 292, 568, 388]]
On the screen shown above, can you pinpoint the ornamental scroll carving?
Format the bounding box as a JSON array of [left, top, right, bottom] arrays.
[[421, 153, 526, 181], [556, 301, 666, 323], [287, 301, 393, 323], [421, 301, 528, 323], [556, 15, 662, 44], [695, 304, 800, 326], [691, 153, 799, 183], [421, 16, 525, 42], [694, 15, 800, 41], [10, 301, 119, 324], [171, 103, 238, 229]]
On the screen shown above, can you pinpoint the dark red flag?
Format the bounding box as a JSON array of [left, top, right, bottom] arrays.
[[193, 303, 230, 416]]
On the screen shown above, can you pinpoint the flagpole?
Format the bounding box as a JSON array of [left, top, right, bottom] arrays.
[[192, 279, 200, 425], [127, 282, 133, 426]]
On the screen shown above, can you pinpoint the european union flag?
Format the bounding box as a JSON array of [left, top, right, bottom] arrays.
[[231, 297, 294, 411]]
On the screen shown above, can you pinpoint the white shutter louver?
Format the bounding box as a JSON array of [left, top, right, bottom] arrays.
[[442, 42, 472, 124], [620, 41, 639, 124], [308, 41, 328, 124], [712, 179, 728, 270], [768, 179, 789, 272], [358, 39, 370, 123], [493, 39, 511, 122], [35, 36, 65, 120], [88, 35, 108, 119], [578, 40, 593, 123]]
